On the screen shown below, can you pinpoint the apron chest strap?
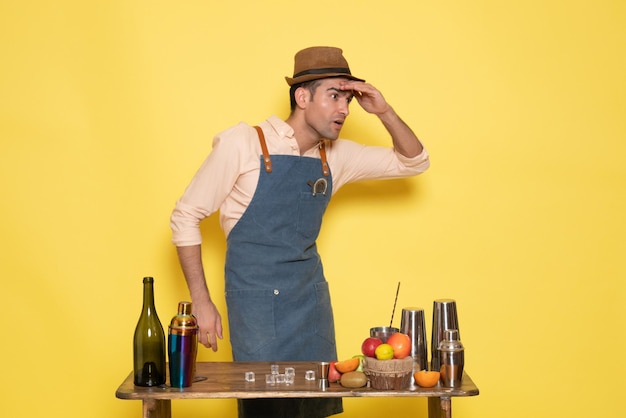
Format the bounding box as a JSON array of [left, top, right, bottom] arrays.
[[254, 125, 329, 176], [254, 126, 273, 173]]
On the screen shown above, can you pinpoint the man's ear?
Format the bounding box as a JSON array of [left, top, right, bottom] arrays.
[[295, 86, 309, 108]]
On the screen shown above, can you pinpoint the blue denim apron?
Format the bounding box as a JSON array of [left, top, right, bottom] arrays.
[[225, 127, 342, 418]]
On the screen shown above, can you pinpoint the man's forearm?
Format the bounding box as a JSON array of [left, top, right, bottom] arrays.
[[176, 244, 223, 349], [176, 244, 212, 304], [378, 106, 424, 158]]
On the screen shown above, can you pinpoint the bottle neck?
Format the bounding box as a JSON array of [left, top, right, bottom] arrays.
[[143, 281, 156, 313]]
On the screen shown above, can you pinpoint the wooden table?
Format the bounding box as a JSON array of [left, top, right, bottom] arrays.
[[116, 362, 479, 418]]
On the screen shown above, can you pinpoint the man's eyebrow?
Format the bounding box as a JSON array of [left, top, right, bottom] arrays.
[[326, 87, 353, 97]]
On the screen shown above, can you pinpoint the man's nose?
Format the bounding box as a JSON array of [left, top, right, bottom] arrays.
[[339, 101, 350, 117]]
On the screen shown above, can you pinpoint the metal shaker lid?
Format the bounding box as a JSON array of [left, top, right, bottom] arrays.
[[169, 301, 198, 334], [438, 329, 464, 351]]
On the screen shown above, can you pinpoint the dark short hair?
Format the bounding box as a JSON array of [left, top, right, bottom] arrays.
[[289, 79, 323, 111]]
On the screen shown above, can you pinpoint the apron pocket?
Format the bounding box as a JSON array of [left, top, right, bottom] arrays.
[[314, 281, 336, 346], [226, 289, 276, 359], [297, 192, 329, 239]]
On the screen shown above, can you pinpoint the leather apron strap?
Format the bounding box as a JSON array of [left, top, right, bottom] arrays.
[[318, 141, 330, 177], [254, 126, 272, 173], [254, 125, 329, 176]]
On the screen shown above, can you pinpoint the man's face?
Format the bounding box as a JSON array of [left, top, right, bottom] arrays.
[[302, 77, 353, 140]]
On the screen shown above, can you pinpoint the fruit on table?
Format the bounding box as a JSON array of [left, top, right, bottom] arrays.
[[328, 361, 342, 383], [352, 354, 365, 372], [386, 332, 412, 359], [414, 370, 440, 388], [374, 343, 394, 360], [335, 357, 360, 373], [340, 371, 368, 388], [361, 337, 383, 357]]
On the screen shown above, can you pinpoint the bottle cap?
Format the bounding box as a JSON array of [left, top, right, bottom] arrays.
[[444, 329, 459, 341], [438, 329, 464, 351], [178, 301, 192, 316], [169, 301, 198, 335]]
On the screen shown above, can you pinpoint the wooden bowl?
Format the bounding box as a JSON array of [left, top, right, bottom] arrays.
[[363, 357, 413, 390]]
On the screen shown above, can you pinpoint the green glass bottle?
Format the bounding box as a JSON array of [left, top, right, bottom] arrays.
[[133, 276, 166, 386]]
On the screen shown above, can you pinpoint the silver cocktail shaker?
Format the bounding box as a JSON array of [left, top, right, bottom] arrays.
[[400, 307, 428, 371], [438, 329, 464, 388], [430, 298, 460, 371]]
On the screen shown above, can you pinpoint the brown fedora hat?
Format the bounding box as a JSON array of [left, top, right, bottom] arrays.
[[285, 46, 365, 86]]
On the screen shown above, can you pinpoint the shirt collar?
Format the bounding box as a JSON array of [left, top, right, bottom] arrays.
[[267, 115, 295, 139]]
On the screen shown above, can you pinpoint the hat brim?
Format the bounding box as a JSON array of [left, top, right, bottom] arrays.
[[285, 73, 365, 86]]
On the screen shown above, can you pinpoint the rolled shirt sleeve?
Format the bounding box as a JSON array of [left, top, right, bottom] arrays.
[[326, 139, 430, 191]]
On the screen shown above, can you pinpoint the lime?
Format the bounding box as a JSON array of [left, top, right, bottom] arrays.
[[352, 354, 366, 371]]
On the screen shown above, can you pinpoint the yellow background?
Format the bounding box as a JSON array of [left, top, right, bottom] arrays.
[[1, 1, 624, 417]]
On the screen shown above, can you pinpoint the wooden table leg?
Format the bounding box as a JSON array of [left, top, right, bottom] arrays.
[[142, 399, 171, 418], [428, 397, 452, 418]]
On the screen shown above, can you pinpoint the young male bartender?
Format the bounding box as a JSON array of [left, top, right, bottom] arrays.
[[170, 46, 430, 417]]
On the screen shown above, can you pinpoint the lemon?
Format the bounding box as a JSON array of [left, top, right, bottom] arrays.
[[374, 343, 394, 360]]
